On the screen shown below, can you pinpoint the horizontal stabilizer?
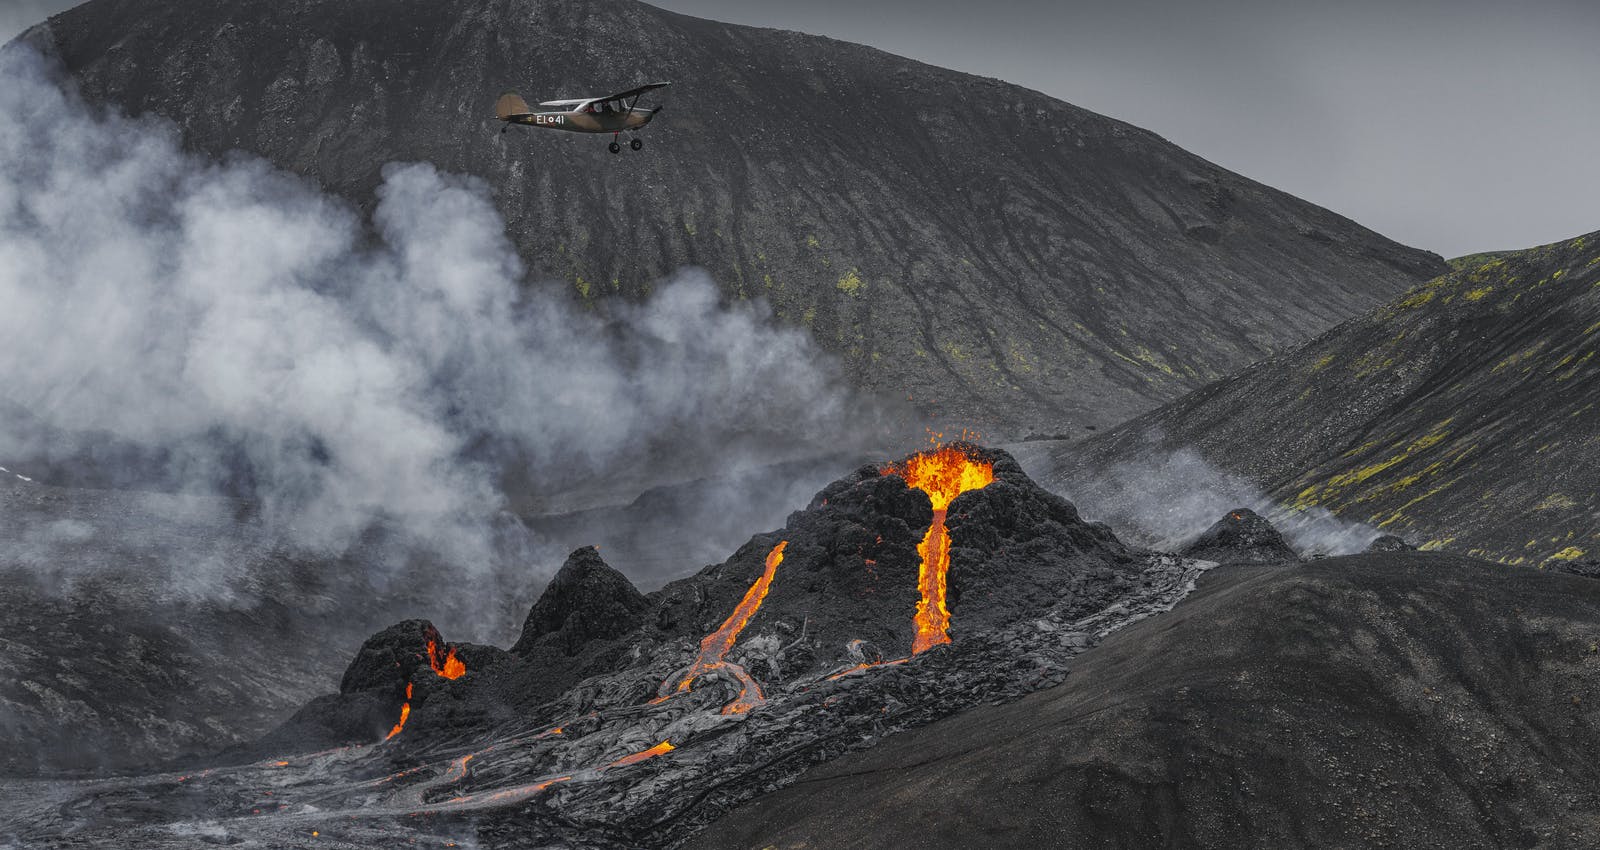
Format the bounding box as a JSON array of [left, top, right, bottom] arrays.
[[495, 92, 533, 119]]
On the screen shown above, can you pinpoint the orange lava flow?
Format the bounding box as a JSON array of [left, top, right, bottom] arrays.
[[825, 657, 908, 681], [883, 446, 994, 654], [385, 682, 414, 740], [427, 639, 467, 680], [659, 541, 786, 711], [443, 754, 474, 783], [718, 664, 767, 715], [607, 741, 676, 769], [475, 775, 571, 805]]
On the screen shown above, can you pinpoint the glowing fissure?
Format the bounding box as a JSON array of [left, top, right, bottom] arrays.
[[434, 739, 674, 809], [428, 639, 466, 680], [385, 682, 414, 740], [825, 657, 908, 681], [607, 740, 676, 768], [658, 541, 786, 714], [883, 446, 995, 654], [384, 637, 470, 741]]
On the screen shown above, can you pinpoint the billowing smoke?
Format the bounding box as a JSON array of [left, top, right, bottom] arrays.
[[0, 45, 877, 619], [1038, 439, 1382, 556]]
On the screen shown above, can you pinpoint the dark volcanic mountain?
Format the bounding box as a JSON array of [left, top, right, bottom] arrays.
[[688, 553, 1600, 850], [0, 444, 1220, 848], [1044, 230, 1600, 567], [20, 0, 1444, 428]]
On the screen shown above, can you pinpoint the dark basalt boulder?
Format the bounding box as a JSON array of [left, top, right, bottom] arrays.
[[1181, 508, 1300, 565], [513, 546, 650, 656], [1367, 534, 1417, 553]]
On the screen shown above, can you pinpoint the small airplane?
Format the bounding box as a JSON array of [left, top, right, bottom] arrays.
[[494, 82, 671, 153]]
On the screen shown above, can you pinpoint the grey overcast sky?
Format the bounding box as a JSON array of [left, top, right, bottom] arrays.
[[6, 0, 1596, 257]]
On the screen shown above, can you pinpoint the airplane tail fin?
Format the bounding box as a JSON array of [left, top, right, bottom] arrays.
[[495, 92, 533, 119]]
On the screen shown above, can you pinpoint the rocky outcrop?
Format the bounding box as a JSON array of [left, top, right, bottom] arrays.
[[339, 618, 446, 694], [1180, 507, 1299, 564], [1366, 533, 1416, 553], [512, 547, 650, 656]]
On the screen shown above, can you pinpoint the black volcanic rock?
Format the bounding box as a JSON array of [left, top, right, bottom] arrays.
[[687, 554, 1600, 850], [340, 618, 445, 694], [1547, 558, 1600, 580], [642, 443, 1138, 672], [237, 442, 1217, 848], [1180, 507, 1299, 564], [512, 546, 649, 656], [1048, 230, 1600, 563], [1367, 533, 1416, 553], [245, 618, 509, 758], [19, 0, 1445, 428], [246, 690, 402, 757]]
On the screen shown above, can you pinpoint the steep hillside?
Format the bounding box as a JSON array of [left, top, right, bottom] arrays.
[[20, 0, 1444, 428], [690, 554, 1600, 849], [1045, 230, 1600, 566]]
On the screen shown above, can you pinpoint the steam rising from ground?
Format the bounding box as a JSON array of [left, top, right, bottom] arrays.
[[1036, 441, 1382, 556], [0, 45, 870, 611]]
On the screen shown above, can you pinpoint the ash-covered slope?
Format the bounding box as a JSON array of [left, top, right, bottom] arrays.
[[0, 478, 356, 776], [20, 0, 1444, 428], [689, 553, 1600, 850], [0, 444, 1215, 849], [0, 474, 547, 777], [1045, 230, 1600, 566]]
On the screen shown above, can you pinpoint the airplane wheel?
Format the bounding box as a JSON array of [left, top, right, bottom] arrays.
[[630, 138, 643, 151], [608, 141, 621, 154]]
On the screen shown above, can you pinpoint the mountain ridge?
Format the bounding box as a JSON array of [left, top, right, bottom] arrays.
[[19, 0, 1446, 429], [1043, 229, 1600, 566]]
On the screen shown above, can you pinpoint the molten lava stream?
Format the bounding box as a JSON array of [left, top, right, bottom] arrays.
[[385, 639, 468, 741], [385, 682, 414, 740], [657, 541, 786, 712], [883, 446, 994, 654], [607, 741, 675, 768]]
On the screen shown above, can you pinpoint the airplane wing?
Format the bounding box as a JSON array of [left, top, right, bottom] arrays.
[[599, 81, 672, 102], [538, 82, 671, 110]]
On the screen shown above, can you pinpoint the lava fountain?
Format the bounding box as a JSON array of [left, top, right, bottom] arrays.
[[882, 446, 995, 653]]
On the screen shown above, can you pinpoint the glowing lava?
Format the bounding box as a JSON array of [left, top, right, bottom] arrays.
[[607, 741, 675, 768], [384, 635, 470, 741], [658, 541, 786, 713], [428, 639, 466, 680], [385, 682, 414, 740], [883, 446, 995, 653]]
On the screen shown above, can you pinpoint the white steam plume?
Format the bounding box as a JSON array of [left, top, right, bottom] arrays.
[[1036, 440, 1383, 556], [0, 45, 873, 603]]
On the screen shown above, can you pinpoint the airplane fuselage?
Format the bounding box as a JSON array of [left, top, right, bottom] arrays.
[[506, 107, 659, 134]]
